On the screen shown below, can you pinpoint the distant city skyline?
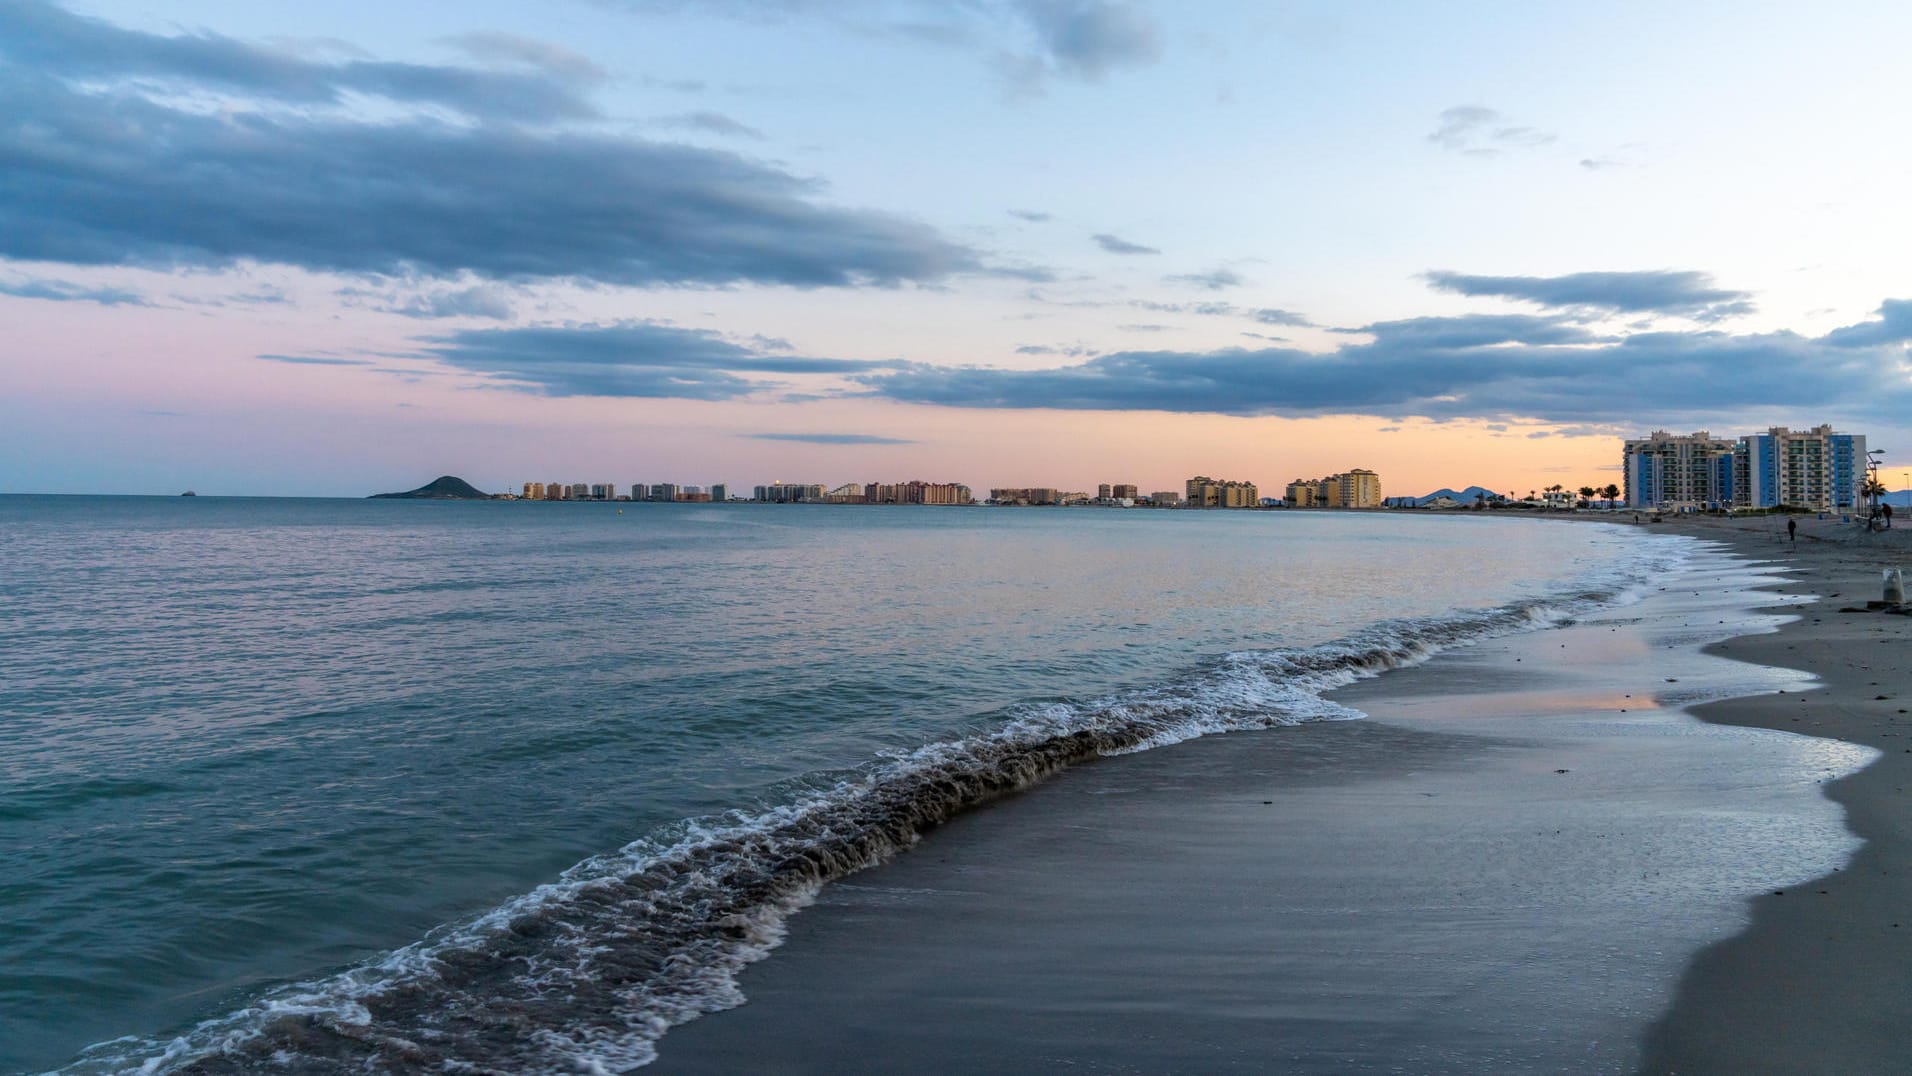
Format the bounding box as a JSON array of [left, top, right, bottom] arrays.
[[3, 0, 1910, 496]]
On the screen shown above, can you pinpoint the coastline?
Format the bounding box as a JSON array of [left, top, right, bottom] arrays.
[[648, 527, 1886, 1073], [1634, 515, 1912, 1073]]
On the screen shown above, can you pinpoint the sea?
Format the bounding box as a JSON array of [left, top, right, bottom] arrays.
[[0, 496, 1693, 1073]]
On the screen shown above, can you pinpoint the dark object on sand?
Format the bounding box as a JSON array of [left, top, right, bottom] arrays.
[[370, 476, 490, 500]]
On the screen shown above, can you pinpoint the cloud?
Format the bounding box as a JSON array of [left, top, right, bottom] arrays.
[[1425, 269, 1755, 321], [0, 3, 981, 290], [1008, 209, 1052, 222], [1012, 0, 1160, 80], [1165, 268, 1244, 291], [1092, 233, 1160, 255], [1427, 106, 1555, 157], [3, 0, 599, 123], [656, 110, 766, 139], [1016, 344, 1098, 356], [439, 31, 608, 84], [599, 1, 1160, 87], [1251, 308, 1314, 327], [855, 305, 1912, 427], [346, 284, 517, 320], [257, 354, 374, 366], [0, 276, 148, 306], [1823, 299, 1912, 348], [411, 321, 888, 399], [746, 432, 917, 445]]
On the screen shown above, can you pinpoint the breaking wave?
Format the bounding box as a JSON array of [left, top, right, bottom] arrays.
[[65, 547, 1681, 1075]]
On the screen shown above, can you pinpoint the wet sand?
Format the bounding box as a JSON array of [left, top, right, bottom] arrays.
[[1634, 514, 1912, 1074], [650, 528, 1899, 1073]]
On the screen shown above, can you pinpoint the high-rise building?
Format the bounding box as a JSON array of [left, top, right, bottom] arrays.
[[567, 483, 590, 500], [1185, 476, 1258, 508], [1112, 484, 1138, 500], [1329, 469, 1382, 508], [1734, 425, 1867, 510], [1148, 491, 1181, 507], [1284, 479, 1319, 507], [650, 483, 680, 502], [523, 482, 545, 500], [989, 487, 1059, 505], [711, 484, 728, 503], [1623, 430, 1736, 509], [866, 481, 973, 505], [754, 482, 822, 502], [1097, 483, 1113, 500]]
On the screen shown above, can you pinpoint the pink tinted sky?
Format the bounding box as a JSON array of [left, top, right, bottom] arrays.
[[3, 0, 1909, 497]]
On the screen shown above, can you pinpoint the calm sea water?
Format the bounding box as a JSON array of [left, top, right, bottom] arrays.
[[0, 497, 1681, 1072]]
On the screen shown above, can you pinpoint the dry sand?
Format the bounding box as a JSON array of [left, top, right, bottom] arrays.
[[1631, 514, 1912, 1073]]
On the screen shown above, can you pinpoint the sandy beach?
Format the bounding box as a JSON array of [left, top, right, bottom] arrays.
[[1633, 513, 1912, 1073], [647, 516, 1912, 1073]]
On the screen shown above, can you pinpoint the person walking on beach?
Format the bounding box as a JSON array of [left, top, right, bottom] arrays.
[[1787, 517, 1797, 545]]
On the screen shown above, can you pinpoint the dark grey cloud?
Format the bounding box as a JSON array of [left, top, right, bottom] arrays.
[[1252, 308, 1313, 327], [410, 321, 888, 399], [1165, 268, 1244, 290], [0, 277, 148, 306], [0, 3, 981, 290], [746, 432, 917, 445], [1426, 269, 1755, 321], [1008, 209, 1053, 222], [856, 305, 1912, 427], [1823, 299, 1912, 348], [657, 110, 766, 139], [1093, 233, 1160, 255], [1427, 106, 1555, 157], [3, 0, 598, 123]]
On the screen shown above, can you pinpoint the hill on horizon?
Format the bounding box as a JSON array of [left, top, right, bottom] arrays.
[[369, 476, 490, 500], [1407, 485, 1502, 506]]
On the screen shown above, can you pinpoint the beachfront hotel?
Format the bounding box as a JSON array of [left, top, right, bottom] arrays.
[[1283, 469, 1384, 508], [1185, 476, 1259, 508], [1623, 425, 1868, 511]]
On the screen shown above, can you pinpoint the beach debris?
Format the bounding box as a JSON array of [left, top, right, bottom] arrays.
[[1885, 568, 1906, 604], [1554, 768, 1570, 774]]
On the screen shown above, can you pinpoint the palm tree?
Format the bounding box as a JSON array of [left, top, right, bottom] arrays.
[[1602, 483, 1621, 504], [1578, 485, 1597, 505]]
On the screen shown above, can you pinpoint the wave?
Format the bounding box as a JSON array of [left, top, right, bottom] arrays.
[[66, 541, 1684, 1075]]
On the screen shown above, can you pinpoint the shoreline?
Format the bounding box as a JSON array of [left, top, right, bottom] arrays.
[[648, 528, 1883, 1072], [1633, 516, 1912, 1073]]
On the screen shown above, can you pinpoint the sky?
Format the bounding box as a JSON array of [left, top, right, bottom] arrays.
[[3, 0, 1911, 497]]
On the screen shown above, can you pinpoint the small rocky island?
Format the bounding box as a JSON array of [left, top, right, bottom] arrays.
[[370, 476, 491, 500]]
